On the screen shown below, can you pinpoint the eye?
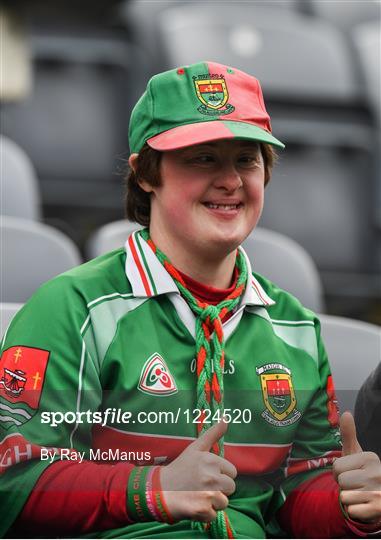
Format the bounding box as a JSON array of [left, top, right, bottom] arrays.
[[237, 154, 261, 168], [197, 154, 215, 162], [186, 154, 216, 165]]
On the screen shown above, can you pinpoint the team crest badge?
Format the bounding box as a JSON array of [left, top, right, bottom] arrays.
[[193, 73, 235, 116], [138, 353, 177, 396], [256, 363, 301, 427], [0, 346, 50, 428]]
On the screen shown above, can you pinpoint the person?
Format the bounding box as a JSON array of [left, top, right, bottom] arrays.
[[1, 61, 381, 539], [355, 363, 381, 459]]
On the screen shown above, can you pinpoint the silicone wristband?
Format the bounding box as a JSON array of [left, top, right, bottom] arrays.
[[127, 466, 152, 522], [152, 466, 175, 524], [145, 466, 162, 521]]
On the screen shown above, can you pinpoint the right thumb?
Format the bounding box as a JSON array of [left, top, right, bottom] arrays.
[[189, 419, 228, 452]]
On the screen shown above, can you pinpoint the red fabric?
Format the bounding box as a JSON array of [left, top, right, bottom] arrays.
[[178, 266, 239, 320], [18, 460, 134, 535], [20, 464, 381, 536], [198, 83, 224, 93], [278, 470, 381, 538]]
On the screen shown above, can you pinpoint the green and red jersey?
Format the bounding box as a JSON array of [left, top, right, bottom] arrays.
[[0, 230, 369, 537]]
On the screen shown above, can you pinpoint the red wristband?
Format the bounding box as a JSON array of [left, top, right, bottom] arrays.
[[152, 466, 175, 524]]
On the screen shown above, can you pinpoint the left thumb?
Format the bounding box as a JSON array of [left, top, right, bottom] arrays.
[[340, 411, 363, 456]]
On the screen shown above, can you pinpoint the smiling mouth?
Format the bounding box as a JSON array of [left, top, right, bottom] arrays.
[[203, 203, 243, 210]]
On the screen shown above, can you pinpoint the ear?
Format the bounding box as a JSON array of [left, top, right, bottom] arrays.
[[128, 153, 153, 193], [128, 153, 139, 173], [138, 179, 154, 193]]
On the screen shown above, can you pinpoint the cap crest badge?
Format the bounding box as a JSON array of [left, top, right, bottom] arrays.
[[193, 74, 235, 116]]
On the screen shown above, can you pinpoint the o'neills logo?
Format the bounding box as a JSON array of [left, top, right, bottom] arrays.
[[256, 363, 301, 427], [138, 353, 177, 396], [193, 73, 235, 116]]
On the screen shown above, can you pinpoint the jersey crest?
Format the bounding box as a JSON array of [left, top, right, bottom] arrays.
[[256, 363, 301, 427], [138, 353, 177, 396], [0, 346, 50, 428]]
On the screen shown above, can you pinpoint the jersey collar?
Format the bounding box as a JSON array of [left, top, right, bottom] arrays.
[[125, 229, 275, 307]]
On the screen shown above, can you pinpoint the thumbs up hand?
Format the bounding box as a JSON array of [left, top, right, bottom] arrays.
[[160, 420, 237, 522], [333, 412, 381, 525]]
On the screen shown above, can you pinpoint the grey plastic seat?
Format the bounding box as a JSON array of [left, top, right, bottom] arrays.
[[119, 1, 300, 77], [0, 302, 23, 338], [308, 0, 381, 31], [319, 314, 381, 414], [86, 220, 324, 311], [0, 135, 41, 220], [243, 228, 324, 312], [1, 216, 82, 303], [260, 146, 376, 289], [86, 219, 142, 259], [352, 21, 381, 122], [0, 34, 145, 214], [351, 21, 381, 231], [153, 4, 361, 102]]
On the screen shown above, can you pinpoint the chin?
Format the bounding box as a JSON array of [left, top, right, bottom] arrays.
[[208, 229, 246, 256]]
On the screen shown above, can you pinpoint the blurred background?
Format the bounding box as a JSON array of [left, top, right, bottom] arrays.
[[1, 0, 380, 323]]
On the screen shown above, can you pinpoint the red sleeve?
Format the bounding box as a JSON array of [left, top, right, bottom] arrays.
[[278, 471, 381, 538], [15, 459, 135, 536]]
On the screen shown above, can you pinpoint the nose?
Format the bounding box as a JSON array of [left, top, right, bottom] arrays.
[[213, 161, 243, 192]]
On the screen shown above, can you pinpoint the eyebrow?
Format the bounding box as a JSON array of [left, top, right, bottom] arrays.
[[237, 142, 260, 150], [191, 141, 260, 150]]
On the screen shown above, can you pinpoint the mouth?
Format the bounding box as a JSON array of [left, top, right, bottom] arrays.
[[203, 202, 243, 211], [202, 201, 244, 220]]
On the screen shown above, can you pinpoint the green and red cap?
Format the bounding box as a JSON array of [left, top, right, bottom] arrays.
[[129, 60, 284, 153]]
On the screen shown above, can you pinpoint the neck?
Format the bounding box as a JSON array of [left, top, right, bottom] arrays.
[[148, 228, 237, 289]]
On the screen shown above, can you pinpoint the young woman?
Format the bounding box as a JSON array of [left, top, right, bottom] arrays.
[[1, 61, 380, 538]]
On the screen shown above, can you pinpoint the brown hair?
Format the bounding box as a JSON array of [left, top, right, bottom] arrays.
[[125, 142, 277, 226]]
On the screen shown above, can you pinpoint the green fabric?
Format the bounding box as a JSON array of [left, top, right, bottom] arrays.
[[222, 121, 285, 148], [0, 242, 341, 538]]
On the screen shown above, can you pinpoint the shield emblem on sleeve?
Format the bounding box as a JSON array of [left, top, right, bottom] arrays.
[[0, 346, 50, 427]]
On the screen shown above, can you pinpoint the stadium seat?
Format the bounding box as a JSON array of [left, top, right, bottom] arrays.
[[1, 216, 82, 303], [86, 220, 324, 311], [319, 314, 381, 414], [86, 219, 142, 259], [352, 20, 381, 120], [0, 135, 41, 221], [119, 1, 300, 77], [351, 20, 381, 231], [0, 34, 146, 230], [141, 3, 361, 101], [308, 0, 381, 31], [243, 228, 324, 312], [0, 303, 23, 338]]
